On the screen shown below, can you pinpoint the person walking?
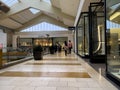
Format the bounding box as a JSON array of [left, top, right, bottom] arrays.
[[63, 41, 68, 56], [68, 40, 72, 54]]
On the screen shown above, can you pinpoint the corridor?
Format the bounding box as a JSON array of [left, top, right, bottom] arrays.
[[0, 52, 118, 90]]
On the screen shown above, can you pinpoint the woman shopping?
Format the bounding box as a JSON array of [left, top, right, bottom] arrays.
[[63, 41, 68, 56]]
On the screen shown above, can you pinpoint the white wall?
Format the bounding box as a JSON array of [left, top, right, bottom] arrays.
[[0, 29, 7, 48]]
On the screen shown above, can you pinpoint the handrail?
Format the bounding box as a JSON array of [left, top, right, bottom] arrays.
[[0, 46, 50, 68], [1, 47, 30, 67]]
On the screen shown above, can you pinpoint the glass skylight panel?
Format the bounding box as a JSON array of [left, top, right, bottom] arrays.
[[21, 22, 68, 32], [110, 3, 120, 10], [29, 8, 40, 14], [1, 0, 19, 7], [107, 20, 120, 29], [43, 0, 51, 4]]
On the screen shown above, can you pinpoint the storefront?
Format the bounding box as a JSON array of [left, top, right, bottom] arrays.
[[106, 0, 120, 85], [76, 1, 106, 62], [89, 1, 106, 63], [76, 12, 89, 57]]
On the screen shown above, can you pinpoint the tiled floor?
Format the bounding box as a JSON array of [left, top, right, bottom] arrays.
[[0, 52, 119, 90]]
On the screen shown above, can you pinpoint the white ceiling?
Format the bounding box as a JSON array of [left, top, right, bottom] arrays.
[[0, 18, 22, 29], [0, 0, 80, 31], [0, 0, 102, 31], [81, 0, 101, 12], [51, 0, 80, 17], [10, 8, 42, 24]]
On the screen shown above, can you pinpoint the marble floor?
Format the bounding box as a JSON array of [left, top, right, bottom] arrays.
[[0, 52, 119, 90]]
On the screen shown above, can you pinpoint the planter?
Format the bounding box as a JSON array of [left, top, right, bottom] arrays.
[[33, 45, 43, 60], [49, 46, 54, 54], [33, 51, 43, 60]]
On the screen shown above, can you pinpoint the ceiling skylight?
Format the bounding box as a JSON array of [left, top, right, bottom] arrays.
[[29, 8, 40, 14], [1, 0, 19, 7], [107, 20, 120, 29], [110, 3, 120, 10], [21, 22, 67, 32], [43, 0, 51, 4]]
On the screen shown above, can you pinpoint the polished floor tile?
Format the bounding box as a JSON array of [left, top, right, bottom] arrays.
[[57, 87, 79, 90], [0, 52, 118, 90], [35, 87, 56, 90], [42, 58, 78, 60], [13, 86, 35, 90], [0, 86, 15, 90]]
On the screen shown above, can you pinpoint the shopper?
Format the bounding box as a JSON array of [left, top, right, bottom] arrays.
[[57, 42, 62, 52], [68, 40, 72, 54], [63, 41, 68, 56]]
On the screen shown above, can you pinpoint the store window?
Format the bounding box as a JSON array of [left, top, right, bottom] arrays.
[[34, 38, 52, 46], [106, 0, 120, 83], [89, 1, 105, 63], [77, 12, 89, 57]]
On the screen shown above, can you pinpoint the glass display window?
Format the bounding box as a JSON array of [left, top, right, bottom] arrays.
[[89, 1, 106, 63], [76, 12, 89, 57], [34, 38, 52, 46], [19, 38, 32, 46], [106, 0, 120, 85]]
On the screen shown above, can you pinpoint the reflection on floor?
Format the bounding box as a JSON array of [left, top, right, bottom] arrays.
[[84, 58, 120, 89], [0, 52, 118, 90]]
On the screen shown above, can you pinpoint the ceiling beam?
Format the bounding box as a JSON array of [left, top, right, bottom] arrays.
[[0, 0, 74, 22], [16, 14, 68, 32], [9, 17, 23, 25], [74, 0, 85, 26]]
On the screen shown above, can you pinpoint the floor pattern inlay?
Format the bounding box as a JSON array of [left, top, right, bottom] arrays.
[[25, 63, 81, 65], [42, 58, 78, 60], [0, 71, 91, 78]]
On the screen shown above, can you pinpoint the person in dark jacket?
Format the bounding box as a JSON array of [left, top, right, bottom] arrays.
[[63, 41, 68, 56], [68, 40, 72, 54]]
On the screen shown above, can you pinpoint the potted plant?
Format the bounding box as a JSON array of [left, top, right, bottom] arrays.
[[33, 45, 43, 60], [49, 45, 55, 54]]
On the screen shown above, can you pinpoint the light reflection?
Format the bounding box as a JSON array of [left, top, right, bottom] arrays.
[[99, 68, 102, 80]]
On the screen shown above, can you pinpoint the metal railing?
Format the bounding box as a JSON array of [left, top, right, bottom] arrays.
[[0, 46, 50, 68], [0, 47, 31, 68]]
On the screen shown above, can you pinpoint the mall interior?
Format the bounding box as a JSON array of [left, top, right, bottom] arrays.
[[0, 0, 120, 90]]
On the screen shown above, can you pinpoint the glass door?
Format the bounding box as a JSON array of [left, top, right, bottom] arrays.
[[89, 2, 106, 63], [77, 12, 89, 57], [106, 0, 120, 85]]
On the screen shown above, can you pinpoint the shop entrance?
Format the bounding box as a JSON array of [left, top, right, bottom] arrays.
[[89, 2, 106, 63]]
